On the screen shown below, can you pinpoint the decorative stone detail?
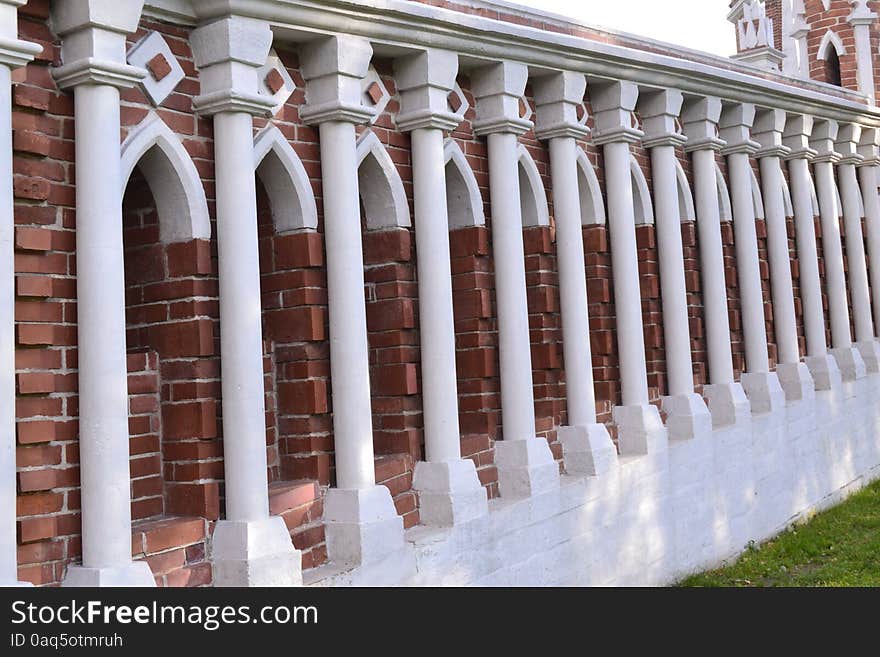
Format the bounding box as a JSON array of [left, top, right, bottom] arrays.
[[448, 83, 469, 118], [299, 35, 374, 126], [127, 31, 185, 107], [533, 71, 589, 141], [470, 61, 533, 136], [590, 80, 643, 146], [835, 123, 866, 165], [361, 67, 391, 125], [810, 119, 842, 164], [257, 50, 296, 116]]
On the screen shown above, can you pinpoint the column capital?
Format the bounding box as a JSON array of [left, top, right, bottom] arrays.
[[857, 126, 880, 165], [835, 122, 866, 165], [394, 48, 461, 132], [810, 119, 843, 163], [471, 61, 533, 137], [0, 0, 41, 69], [50, 0, 146, 90], [681, 96, 726, 152], [532, 71, 589, 141], [299, 35, 374, 126], [590, 80, 643, 146], [848, 0, 878, 25], [719, 102, 760, 156], [782, 114, 818, 161], [752, 108, 792, 159], [190, 15, 275, 117], [638, 89, 687, 149]]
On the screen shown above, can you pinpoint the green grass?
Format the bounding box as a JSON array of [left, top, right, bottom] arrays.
[[679, 478, 880, 587]]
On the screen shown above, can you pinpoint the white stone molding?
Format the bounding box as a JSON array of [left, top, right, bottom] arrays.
[[630, 156, 655, 225], [395, 48, 461, 133], [355, 130, 412, 230], [516, 143, 550, 227], [190, 11, 302, 586], [127, 31, 185, 107], [120, 113, 211, 243], [471, 60, 532, 137], [443, 139, 486, 228], [781, 176, 794, 217], [674, 159, 696, 222], [847, 0, 878, 101], [716, 165, 734, 223], [299, 35, 375, 126], [816, 29, 847, 61], [575, 148, 606, 225], [0, 0, 42, 588], [750, 168, 765, 220], [253, 124, 319, 232], [257, 50, 297, 116]]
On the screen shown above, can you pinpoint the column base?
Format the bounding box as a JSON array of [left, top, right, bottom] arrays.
[[831, 346, 867, 381], [775, 362, 816, 403], [804, 353, 843, 391], [661, 393, 713, 441], [612, 404, 668, 456], [211, 516, 302, 587], [559, 423, 619, 476], [413, 459, 488, 527], [324, 486, 406, 568], [741, 371, 786, 415], [495, 437, 560, 498], [62, 561, 156, 587], [703, 382, 751, 428], [856, 340, 880, 374]]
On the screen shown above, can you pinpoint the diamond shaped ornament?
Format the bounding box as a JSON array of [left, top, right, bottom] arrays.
[[448, 83, 470, 121], [258, 50, 296, 116], [127, 31, 185, 107], [361, 67, 390, 125]]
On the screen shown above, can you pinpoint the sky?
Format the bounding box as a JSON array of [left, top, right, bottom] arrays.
[[517, 0, 738, 57]]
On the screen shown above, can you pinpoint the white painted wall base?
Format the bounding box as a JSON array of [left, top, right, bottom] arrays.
[[210, 517, 302, 587], [662, 393, 713, 441], [857, 339, 880, 373], [494, 437, 561, 498], [741, 371, 786, 414], [805, 354, 843, 391], [62, 562, 156, 588], [309, 372, 880, 587], [704, 382, 751, 428], [832, 346, 867, 381], [777, 362, 816, 402], [559, 424, 619, 476], [413, 459, 489, 527], [323, 486, 406, 568]]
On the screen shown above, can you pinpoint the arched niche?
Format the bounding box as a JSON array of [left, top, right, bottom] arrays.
[[253, 125, 319, 232], [443, 139, 485, 229], [575, 148, 606, 225], [120, 113, 211, 243], [516, 143, 550, 227], [356, 130, 411, 230]]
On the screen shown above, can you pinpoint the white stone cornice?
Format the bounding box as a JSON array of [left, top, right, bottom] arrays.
[[190, 14, 275, 117], [394, 48, 461, 133], [857, 126, 880, 165], [51, 0, 147, 90], [590, 80, 642, 146], [299, 34, 374, 126], [682, 96, 726, 153], [532, 71, 589, 141], [639, 88, 688, 150], [810, 119, 843, 163], [783, 114, 818, 161], [471, 60, 532, 137], [719, 102, 760, 156], [753, 108, 792, 159]]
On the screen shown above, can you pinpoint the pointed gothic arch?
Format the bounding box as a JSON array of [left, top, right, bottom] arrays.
[[253, 125, 318, 233], [750, 168, 765, 220], [120, 113, 211, 243], [716, 164, 733, 223], [443, 139, 485, 229], [356, 130, 411, 230], [575, 148, 606, 225], [674, 159, 696, 222], [630, 156, 654, 225], [516, 143, 550, 227]]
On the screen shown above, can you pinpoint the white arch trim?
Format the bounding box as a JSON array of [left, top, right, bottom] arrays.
[[674, 159, 696, 223], [750, 168, 765, 220], [630, 156, 654, 225], [120, 113, 211, 243], [715, 164, 733, 223], [254, 125, 318, 232], [443, 139, 485, 229], [575, 148, 606, 225], [817, 30, 846, 61], [809, 176, 820, 216], [781, 178, 794, 217], [516, 143, 550, 227], [356, 130, 411, 230]]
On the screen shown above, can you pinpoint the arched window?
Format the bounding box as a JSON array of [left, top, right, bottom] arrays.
[[355, 131, 411, 230], [817, 30, 846, 87], [253, 125, 318, 232], [444, 139, 485, 229], [516, 143, 550, 227], [120, 113, 211, 242]]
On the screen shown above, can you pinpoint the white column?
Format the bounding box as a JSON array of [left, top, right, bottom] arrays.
[[191, 15, 300, 586], [753, 109, 814, 401], [836, 124, 880, 371], [720, 103, 785, 414], [395, 50, 487, 525], [640, 89, 712, 441], [682, 97, 751, 428], [783, 115, 841, 390], [810, 120, 866, 380], [857, 127, 880, 335], [472, 61, 560, 497], [300, 35, 405, 565], [51, 2, 154, 586], [0, 0, 40, 587], [848, 1, 877, 104], [592, 81, 667, 455], [534, 72, 618, 474]]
